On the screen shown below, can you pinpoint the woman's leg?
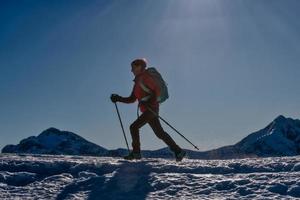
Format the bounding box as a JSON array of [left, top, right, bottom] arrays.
[[130, 110, 155, 153], [148, 117, 182, 153]]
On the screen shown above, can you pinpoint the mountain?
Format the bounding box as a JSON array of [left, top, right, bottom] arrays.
[[236, 115, 300, 156], [1, 128, 107, 156], [2, 115, 300, 159], [193, 115, 300, 159]]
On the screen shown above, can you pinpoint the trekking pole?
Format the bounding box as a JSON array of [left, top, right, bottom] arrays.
[[113, 102, 130, 153], [146, 105, 200, 150]]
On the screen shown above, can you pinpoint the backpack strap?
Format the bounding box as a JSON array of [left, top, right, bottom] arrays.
[[139, 81, 151, 93], [139, 81, 152, 102]]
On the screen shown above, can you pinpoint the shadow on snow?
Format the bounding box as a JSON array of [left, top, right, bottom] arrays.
[[56, 160, 153, 200]]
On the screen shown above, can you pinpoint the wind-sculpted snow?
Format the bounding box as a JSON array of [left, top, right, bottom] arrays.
[[1, 154, 300, 199]]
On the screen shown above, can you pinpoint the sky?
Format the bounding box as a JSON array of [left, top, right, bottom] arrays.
[[1, 0, 300, 151]]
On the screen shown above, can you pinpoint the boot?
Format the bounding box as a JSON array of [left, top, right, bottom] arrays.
[[175, 150, 186, 162]]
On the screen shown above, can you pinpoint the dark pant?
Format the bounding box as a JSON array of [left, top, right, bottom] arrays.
[[129, 109, 182, 154]]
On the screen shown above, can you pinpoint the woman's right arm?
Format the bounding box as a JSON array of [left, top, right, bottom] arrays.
[[119, 90, 136, 103]]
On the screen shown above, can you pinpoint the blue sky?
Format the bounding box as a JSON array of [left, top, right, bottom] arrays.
[[1, 0, 300, 151]]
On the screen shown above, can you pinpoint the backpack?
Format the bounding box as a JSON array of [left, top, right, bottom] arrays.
[[140, 67, 169, 103]]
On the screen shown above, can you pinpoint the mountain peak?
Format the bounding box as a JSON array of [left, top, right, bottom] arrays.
[[273, 115, 287, 123], [46, 127, 60, 131], [40, 127, 61, 135]]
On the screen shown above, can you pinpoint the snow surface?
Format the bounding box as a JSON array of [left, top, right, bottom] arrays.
[[1, 154, 300, 199]]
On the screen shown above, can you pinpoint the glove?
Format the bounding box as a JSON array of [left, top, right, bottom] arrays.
[[110, 94, 121, 103]]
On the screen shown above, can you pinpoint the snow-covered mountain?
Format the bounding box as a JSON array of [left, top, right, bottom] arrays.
[[237, 115, 300, 156], [195, 115, 300, 159], [2, 115, 300, 159], [1, 154, 300, 199], [1, 128, 107, 156]]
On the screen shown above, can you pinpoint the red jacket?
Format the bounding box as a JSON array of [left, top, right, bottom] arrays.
[[120, 70, 161, 112]]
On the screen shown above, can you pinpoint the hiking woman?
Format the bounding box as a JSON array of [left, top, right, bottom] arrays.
[[110, 58, 186, 161]]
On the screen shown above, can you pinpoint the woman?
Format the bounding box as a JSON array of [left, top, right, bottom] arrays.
[[111, 58, 186, 161]]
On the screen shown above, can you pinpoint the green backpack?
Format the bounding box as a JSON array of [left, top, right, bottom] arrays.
[[140, 67, 169, 103]]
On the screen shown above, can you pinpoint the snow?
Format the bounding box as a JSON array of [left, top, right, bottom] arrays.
[[1, 154, 300, 199]]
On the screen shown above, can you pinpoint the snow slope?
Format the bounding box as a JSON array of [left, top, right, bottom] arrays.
[[1, 154, 300, 199]]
